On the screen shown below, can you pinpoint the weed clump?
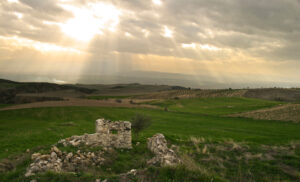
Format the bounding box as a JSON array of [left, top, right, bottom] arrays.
[[131, 114, 152, 136]]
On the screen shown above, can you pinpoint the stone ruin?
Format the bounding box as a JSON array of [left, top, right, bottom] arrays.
[[147, 133, 180, 166], [25, 146, 105, 177], [58, 118, 132, 149], [25, 119, 132, 177], [25, 119, 181, 177]]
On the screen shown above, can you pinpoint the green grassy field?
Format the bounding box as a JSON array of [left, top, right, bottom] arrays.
[[0, 97, 299, 181], [0, 104, 9, 109]]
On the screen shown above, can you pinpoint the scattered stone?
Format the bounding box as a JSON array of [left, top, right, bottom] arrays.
[[127, 169, 137, 176], [58, 119, 132, 149], [25, 120, 111, 177], [52, 146, 62, 156], [263, 153, 275, 160], [51, 152, 57, 159], [25, 151, 63, 177], [0, 159, 14, 173], [119, 169, 148, 181], [31, 153, 41, 160], [147, 133, 180, 166], [26, 150, 104, 177], [95, 179, 101, 182], [24, 119, 181, 177], [26, 149, 30, 153], [66, 152, 73, 160], [244, 152, 263, 160], [202, 145, 208, 154]]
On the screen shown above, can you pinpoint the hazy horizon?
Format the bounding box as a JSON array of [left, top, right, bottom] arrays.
[[1, 71, 300, 89], [1, 0, 300, 88]]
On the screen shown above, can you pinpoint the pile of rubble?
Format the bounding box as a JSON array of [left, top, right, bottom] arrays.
[[58, 119, 132, 149], [147, 133, 180, 166], [24, 118, 181, 177], [58, 134, 99, 147], [25, 146, 105, 177]]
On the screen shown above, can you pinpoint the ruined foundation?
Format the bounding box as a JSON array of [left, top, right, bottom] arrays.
[[58, 118, 132, 149], [94, 118, 132, 149]]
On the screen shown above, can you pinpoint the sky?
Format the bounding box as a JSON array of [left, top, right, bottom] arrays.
[[0, 0, 300, 88]]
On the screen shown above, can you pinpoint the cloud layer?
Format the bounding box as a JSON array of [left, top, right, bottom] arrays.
[[0, 0, 300, 87]]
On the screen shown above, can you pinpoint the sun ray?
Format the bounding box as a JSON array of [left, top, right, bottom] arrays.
[[58, 2, 122, 42]]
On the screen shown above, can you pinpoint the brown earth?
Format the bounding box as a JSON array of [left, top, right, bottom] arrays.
[[244, 88, 300, 102], [0, 98, 160, 111], [230, 104, 300, 123], [136, 88, 300, 102]]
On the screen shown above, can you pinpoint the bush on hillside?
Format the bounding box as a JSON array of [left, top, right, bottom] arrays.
[[131, 114, 152, 136], [115, 99, 122, 103]]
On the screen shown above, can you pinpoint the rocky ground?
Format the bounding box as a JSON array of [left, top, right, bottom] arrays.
[[147, 134, 180, 166], [25, 146, 105, 177], [24, 133, 180, 180], [1, 134, 299, 181]]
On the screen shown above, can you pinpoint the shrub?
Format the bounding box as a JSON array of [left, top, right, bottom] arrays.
[[115, 99, 122, 103], [131, 114, 152, 136]]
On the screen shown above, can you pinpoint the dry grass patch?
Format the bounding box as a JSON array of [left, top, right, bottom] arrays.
[[230, 104, 300, 123]]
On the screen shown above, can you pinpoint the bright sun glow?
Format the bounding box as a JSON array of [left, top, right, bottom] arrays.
[[7, 0, 19, 3], [163, 26, 173, 38], [59, 2, 121, 42], [181, 42, 221, 51], [182, 43, 196, 49], [152, 0, 162, 6], [14, 12, 23, 19]]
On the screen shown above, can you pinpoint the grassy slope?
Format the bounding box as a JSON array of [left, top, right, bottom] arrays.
[[0, 98, 298, 159], [0, 83, 18, 90], [0, 97, 299, 181], [0, 104, 9, 109], [146, 97, 281, 115]]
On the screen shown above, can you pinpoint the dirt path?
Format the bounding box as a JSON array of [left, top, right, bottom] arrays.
[[0, 98, 160, 111], [230, 104, 300, 123]]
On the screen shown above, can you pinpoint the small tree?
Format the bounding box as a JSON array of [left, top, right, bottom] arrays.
[[131, 114, 152, 136]]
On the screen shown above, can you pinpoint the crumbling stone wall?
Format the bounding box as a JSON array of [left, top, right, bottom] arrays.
[[58, 118, 132, 149], [94, 118, 132, 149], [147, 133, 180, 166]]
